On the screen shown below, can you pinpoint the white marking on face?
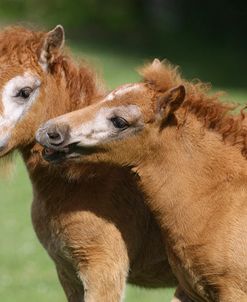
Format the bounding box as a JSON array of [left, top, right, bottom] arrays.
[[0, 72, 41, 146], [69, 105, 142, 147], [104, 83, 145, 102]]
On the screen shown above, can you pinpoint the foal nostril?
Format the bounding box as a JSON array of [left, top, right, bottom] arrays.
[[47, 131, 61, 140], [45, 124, 70, 147], [46, 130, 64, 146]]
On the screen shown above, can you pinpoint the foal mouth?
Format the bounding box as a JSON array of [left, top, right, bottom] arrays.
[[42, 143, 103, 163], [42, 142, 79, 163]]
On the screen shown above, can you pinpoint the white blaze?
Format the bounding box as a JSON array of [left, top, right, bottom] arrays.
[[0, 72, 41, 144], [69, 105, 142, 147], [104, 83, 145, 102]]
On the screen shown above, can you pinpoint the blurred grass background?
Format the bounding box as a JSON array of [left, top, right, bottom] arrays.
[[0, 0, 246, 301]]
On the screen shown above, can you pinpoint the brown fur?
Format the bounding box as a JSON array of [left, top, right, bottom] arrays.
[[0, 27, 177, 301], [140, 60, 247, 157], [48, 60, 247, 301]]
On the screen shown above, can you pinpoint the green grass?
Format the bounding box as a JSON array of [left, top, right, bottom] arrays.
[[0, 43, 246, 302]]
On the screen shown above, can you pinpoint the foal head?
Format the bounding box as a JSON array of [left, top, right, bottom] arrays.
[[0, 25, 69, 156], [36, 59, 186, 165]]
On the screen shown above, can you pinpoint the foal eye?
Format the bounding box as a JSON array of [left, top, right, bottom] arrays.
[[110, 117, 129, 129], [15, 87, 33, 99]]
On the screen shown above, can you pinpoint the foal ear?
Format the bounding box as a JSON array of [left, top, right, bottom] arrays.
[[39, 25, 65, 70], [157, 85, 186, 120]]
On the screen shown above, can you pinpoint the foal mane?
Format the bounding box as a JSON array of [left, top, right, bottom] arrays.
[[51, 55, 105, 110], [139, 60, 247, 158], [0, 26, 105, 110]]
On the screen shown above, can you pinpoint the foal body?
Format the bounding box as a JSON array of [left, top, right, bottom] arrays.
[[0, 27, 176, 301], [39, 60, 247, 301]]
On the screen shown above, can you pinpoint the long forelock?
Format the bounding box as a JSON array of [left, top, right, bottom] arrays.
[[138, 59, 181, 92], [138, 59, 211, 96], [0, 26, 45, 65]]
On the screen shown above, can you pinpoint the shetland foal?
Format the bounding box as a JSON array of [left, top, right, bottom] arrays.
[[0, 28, 176, 301], [39, 60, 247, 302]]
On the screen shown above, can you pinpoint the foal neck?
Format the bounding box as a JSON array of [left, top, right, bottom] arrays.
[[137, 113, 247, 234]]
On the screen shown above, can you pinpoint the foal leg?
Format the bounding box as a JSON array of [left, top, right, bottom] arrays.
[[79, 258, 129, 302], [55, 245, 129, 302], [56, 266, 84, 302], [66, 216, 131, 302]]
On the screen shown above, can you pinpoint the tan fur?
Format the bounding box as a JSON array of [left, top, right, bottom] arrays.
[[49, 60, 247, 301], [0, 27, 177, 301]]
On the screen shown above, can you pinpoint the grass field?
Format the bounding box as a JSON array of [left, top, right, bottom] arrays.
[[0, 43, 246, 302]]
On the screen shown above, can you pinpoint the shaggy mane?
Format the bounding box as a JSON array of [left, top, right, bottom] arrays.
[[51, 55, 105, 110], [139, 60, 247, 158]]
